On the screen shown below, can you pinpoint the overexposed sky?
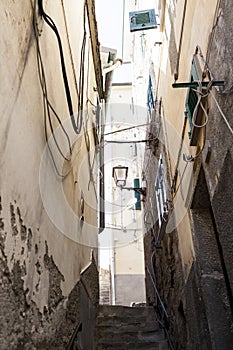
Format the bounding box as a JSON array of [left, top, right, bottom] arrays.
[[96, 0, 124, 56]]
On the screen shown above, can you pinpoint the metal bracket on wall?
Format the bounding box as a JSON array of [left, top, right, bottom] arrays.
[[172, 81, 224, 89]]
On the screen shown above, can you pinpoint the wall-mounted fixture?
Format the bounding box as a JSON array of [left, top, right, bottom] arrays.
[[172, 47, 224, 146], [112, 166, 146, 197], [129, 9, 158, 32]]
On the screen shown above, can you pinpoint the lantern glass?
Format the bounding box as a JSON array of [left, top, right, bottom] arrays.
[[112, 166, 128, 187]]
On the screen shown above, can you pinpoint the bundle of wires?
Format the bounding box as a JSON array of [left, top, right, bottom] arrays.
[[34, 0, 89, 177], [37, 0, 84, 134], [33, 4, 73, 177]]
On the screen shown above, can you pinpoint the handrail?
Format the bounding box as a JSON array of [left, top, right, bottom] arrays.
[[146, 265, 170, 322], [66, 322, 82, 350], [146, 265, 174, 350]]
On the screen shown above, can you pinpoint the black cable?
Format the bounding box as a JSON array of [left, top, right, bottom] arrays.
[[105, 138, 158, 144], [38, 0, 81, 134], [33, 8, 72, 178], [36, 31, 71, 160]]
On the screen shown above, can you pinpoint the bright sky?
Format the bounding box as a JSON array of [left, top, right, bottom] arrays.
[[95, 0, 124, 56]]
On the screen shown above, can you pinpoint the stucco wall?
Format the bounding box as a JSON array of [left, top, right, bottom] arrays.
[[0, 0, 100, 348]]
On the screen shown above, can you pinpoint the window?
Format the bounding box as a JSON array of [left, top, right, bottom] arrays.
[[155, 155, 167, 226], [147, 75, 155, 119], [129, 9, 157, 32]]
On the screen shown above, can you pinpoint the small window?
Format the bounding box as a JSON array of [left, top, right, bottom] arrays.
[[147, 75, 155, 119], [130, 144, 137, 157], [129, 9, 157, 32], [155, 155, 167, 226]]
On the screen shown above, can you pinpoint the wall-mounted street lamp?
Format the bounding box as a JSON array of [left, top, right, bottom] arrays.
[[112, 166, 146, 196]]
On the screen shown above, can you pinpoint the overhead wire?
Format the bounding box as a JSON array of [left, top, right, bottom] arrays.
[[210, 90, 233, 137], [33, 4, 72, 178], [104, 122, 156, 136], [195, 46, 232, 134], [105, 138, 158, 144]]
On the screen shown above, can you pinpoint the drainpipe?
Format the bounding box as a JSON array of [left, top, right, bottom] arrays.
[[111, 246, 116, 305], [103, 58, 123, 74]]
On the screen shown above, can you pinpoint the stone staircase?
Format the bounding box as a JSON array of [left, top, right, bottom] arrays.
[[94, 305, 169, 349]]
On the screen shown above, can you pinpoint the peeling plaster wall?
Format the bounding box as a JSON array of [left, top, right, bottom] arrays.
[[0, 1, 99, 348]]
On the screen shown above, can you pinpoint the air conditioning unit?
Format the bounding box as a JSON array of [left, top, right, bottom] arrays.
[[129, 9, 157, 32]]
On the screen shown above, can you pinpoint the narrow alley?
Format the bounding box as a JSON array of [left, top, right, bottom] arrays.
[[0, 0, 233, 349]]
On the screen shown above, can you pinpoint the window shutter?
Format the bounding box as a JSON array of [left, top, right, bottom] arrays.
[[134, 178, 141, 210], [185, 59, 202, 142]]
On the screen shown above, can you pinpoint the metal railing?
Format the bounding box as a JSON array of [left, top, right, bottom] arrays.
[[146, 265, 174, 350], [66, 322, 82, 350]]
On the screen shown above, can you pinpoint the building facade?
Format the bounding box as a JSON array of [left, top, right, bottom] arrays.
[[143, 0, 233, 348], [0, 0, 105, 348]]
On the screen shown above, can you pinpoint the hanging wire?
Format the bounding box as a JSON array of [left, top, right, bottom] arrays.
[[191, 80, 212, 129], [104, 122, 157, 136], [33, 4, 72, 178], [60, 0, 80, 103], [195, 46, 233, 135], [38, 0, 82, 134], [210, 90, 233, 137]]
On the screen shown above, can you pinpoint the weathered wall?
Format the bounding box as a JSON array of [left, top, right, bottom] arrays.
[[115, 274, 146, 306], [144, 0, 233, 348], [0, 0, 100, 348]]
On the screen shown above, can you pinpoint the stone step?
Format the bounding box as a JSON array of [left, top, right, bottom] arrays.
[[96, 330, 165, 343], [94, 305, 169, 350], [96, 338, 169, 350], [97, 305, 156, 318], [96, 307, 158, 326], [96, 321, 161, 334], [96, 315, 159, 327]]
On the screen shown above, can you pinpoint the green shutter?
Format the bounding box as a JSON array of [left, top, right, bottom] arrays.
[[134, 178, 141, 210], [185, 59, 198, 138]]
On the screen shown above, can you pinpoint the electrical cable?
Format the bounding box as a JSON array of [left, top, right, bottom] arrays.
[[105, 225, 141, 232], [60, 0, 80, 103], [183, 123, 207, 163], [35, 0, 93, 177], [172, 162, 188, 197], [190, 79, 213, 129], [210, 90, 233, 137], [191, 95, 209, 128], [197, 43, 232, 96], [38, 0, 82, 134], [33, 6, 72, 178], [83, 37, 99, 195], [105, 138, 158, 144], [35, 27, 72, 160], [104, 122, 156, 136]]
